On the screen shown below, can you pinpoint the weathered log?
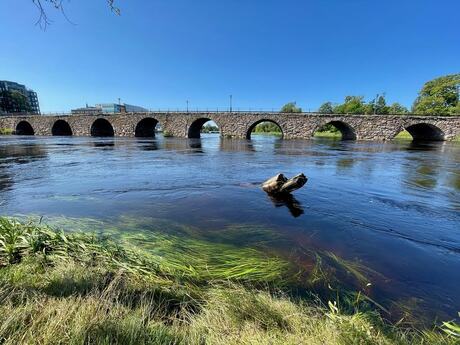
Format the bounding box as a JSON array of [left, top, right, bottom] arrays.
[[279, 173, 308, 194], [261, 173, 287, 193], [262, 173, 308, 195]]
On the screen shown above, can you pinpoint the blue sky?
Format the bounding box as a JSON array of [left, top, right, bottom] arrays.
[[0, 0, 458, 112]]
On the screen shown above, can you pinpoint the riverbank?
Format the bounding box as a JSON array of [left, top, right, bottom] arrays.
[[314, 130, 341, 138], [0, 218, 457, 344]]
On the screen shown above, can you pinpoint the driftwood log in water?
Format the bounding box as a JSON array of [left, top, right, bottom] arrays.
[[262, 173, 308, 195], [261, 174, 288, 194]]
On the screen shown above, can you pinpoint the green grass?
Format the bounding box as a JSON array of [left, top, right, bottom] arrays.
[[0, 128, 13, 135], [394, 130, 413, 140], [251, 131, 282, 136], [0, 217, 458, 344], [314, 130, 342, 138], [394, 131, 460, 141]]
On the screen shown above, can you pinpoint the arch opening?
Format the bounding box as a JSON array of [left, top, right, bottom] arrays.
[[135, 118, 159, 137], [52, 120, 73, 136], [246, 120, 283, 139], [313, 121, 356, 140], [394, 123, 445, 141], [188, 118, 219, 138], [15, 121, 34, 135], [91, 118, 114, 137]]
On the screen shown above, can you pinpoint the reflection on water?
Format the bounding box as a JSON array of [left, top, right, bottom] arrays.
[[220, 138, 255, 152], [0, 139, 47, 164], [267, 193, 304, 218], [136, 139, 159, 151], [0, 134, 460, 322], [0, 139, 48, 193], [93, 139, 115, 148], [450, 173, 460, 191]]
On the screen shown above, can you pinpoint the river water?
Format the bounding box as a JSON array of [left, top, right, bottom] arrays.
[[0, 134, 459, 322]]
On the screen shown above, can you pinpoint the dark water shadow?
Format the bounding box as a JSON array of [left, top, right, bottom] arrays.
[[92, 138, 115, 148], [188, 138, 203, 151], [162, 138, 204, 153], [0, 142, 47, 164], [402, 140, 445, 152], [0, 172, 13, 192], [219, 138, 255, 152], [136, 138, 160, 151], [267, 193, 304, 218]]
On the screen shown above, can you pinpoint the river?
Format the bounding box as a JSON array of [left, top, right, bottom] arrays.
[[0, 134, 459, 322]]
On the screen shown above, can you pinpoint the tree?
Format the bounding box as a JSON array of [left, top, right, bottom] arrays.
[[31, 0, 119, 29], [388, 102, 409, 115], [450, 103, 460, 115], [366, 95, 389, 115], [333, 96, 367, 114], [318, 102, 334, 114], [254, 122, 281, 133], [201, 124, 219, 133], [280, 102, 302, 113], [412, 74, 460, 115]]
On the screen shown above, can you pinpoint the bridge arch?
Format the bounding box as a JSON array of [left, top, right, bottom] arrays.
[[52, 120, 73, 136], [246, 119, 284, 139], [313, 120, 356, 140], [135, 117, 159, 137], [15, 121, 35, 135], [397, 123, 445, 141], [91, 118, 114, 137], [187, 118, 220, 138]]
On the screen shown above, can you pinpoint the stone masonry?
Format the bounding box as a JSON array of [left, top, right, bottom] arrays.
[[0, 112, 459, 141]]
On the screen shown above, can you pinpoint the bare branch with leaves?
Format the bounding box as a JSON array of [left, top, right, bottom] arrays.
[[31, 0, 120, 29]]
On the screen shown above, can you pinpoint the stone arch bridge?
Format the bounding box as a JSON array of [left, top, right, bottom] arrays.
[[0, 112, 459, 141]]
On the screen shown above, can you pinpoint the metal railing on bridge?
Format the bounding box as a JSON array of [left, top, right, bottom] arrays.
[[39, 108, 307, 115], [8, 108, 455, 117]]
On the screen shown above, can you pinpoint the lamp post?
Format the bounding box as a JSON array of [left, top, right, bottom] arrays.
[[186, 100, 189, 113], [374, 94, 379, 115], [229, 95, 233, 113]]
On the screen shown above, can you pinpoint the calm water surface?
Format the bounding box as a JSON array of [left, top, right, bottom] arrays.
[[1, 134, 459, 321]]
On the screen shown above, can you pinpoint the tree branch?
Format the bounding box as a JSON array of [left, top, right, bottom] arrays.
[[31, 0, 120, 30]]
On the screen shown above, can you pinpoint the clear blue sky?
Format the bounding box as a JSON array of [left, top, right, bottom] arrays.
[[0, 0, 458, 112]]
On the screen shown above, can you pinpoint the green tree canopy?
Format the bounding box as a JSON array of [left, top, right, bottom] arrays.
[[388, 102, 409, 115], [318, 102, 334, 114], [333, 96, 367, 115], [450, 103, 460, 115], [412, 74, 460, 115], [374, 95, 389, 115], [253, 121, 282, 133], [321, 95, 409, 115], [280, 102, 302, 113]]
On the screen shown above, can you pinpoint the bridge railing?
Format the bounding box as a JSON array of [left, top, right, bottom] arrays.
[[38, 110, 423, 116], [39, 108, 305, 115], [9, 109, 459, 117]]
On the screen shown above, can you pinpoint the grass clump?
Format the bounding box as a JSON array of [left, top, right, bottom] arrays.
[[0, 128, 13, 135], [394, 130, 413, 140], [0, 217, 458, 344]]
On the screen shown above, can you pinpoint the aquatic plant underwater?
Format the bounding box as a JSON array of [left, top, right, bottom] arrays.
[[0, 217, 458, 344]]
